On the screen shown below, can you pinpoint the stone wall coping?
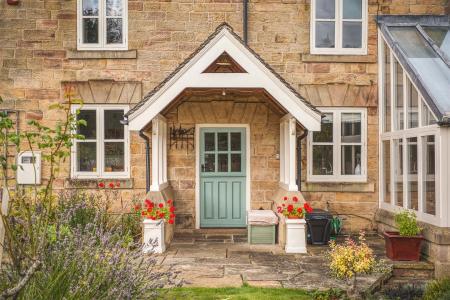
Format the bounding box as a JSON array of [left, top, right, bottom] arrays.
[[302, 54, 377, 63], [301, 182, 375, 193], [376, 209, 450, 245], [67, 49, 137, 60]]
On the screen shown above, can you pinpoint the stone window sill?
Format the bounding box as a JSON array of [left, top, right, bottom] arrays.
[[67, 49, 137, 59], [302, 54, 376, 63], [301, 182, 375, 193], [65, 178, 133, 189]]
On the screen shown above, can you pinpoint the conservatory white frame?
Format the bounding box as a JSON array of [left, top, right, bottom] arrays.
[[378, 29, 450, 227]]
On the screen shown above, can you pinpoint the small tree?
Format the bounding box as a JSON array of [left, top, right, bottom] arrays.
[[328, 231, 376, 298]]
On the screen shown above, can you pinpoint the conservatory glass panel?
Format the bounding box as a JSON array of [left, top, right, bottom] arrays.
[[423, 26, 450, 57], [407, 137, 418, 210], [388, 26, 450, 115], [394, 139, 403, 207], [423, 135, 436, 216], [383, 140, 391, 204], [394, 59, 404, 130], [422, 100, 437, 126], [407, 79, 419, 129], [384, 43, 391, 132]]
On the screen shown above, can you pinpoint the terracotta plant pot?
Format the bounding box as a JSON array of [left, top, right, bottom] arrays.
[[7, 0, 20, 5], [383, 231, 423, 261], [287, 215, 300, 219]]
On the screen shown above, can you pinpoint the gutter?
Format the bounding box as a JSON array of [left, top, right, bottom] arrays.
[[243, 0, 248, 44], [296, 129, 308, 191]]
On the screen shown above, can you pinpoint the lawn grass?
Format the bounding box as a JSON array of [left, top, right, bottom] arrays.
[[157, 285, 342, 300]]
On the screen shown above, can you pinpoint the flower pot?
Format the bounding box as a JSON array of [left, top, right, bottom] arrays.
[[287, 215, 300, 219], [143, 219, 166, 254], [383, 231, 423, 261], [285, 218, 307, 254], [7, 0, 20, 5]]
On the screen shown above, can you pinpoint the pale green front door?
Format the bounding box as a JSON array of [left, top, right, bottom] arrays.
[[200, 128, 246, 228]]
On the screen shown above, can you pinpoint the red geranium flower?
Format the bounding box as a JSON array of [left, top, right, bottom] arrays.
[[158, 203, 164, 208], [134, 204, 141, 211], [145, 199, 152, 208], [287, 204, 294, 212], [170, 213, 175, 218], [141, 211, 146, 216], [277, 206, 282, 213], [297, 207, 302, 213], [168, 219, 174, 224], [169, 206, 175, 213], [304, 203, 313, 213], [293, 196, 299, 203], [167, 199, 173, 204], [159, 213, 165, 218], [283, 196, 288, 201], [151, 216, 156, 220], [108, 182, 115, 188], [147, 208, 153, 213], [98, 182, 105, 188]]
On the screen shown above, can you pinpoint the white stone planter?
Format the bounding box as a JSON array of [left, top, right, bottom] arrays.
[[143, 219, 165, 254], [285, 218, 307, 254]]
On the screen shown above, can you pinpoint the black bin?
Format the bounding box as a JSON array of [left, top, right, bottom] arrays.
[[305, 209, 332, 245]]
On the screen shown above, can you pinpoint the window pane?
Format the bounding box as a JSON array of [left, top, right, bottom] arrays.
[[343, 0, 362, 19], [106, 0, 122, 16], [230, 132, 241, 151], [83, 18, 99, 44], [407, 80, 419, 129], [204, 133, 215, 151], [423, 136, 436, 215], [77, 110, 96, 139], [422, 100, 437, 126], [383, 140, 391, 203], [407, 137, 418, 210], [218, 132, 228, 151], [104, 142, 124, 172], [106, 18, 123, 44], [312, 145, 333, 175], [394, 59, 404, 130], [341, 145, 361, 175], [341, 113, 361, 143], [82, 0, 98, 16], [316, 21, 335, 48], [231, 154, 241, 172], [384, 44, 391, 132], [423, 26, 450, 57], [77, 142, 96, 172], [394, 139, 403, 207], [104, 110, 124, 139], [342, 21, 362, 48], [203, 154, 215, 172], [313, 113, 333, 142], [218, 154, 228, 172], [315, 0, 335, 19]]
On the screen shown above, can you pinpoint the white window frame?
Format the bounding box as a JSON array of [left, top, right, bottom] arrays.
[[71, 104, 130, 179], [310, 0, 368, 55], [378, 30, 446, 227], [307, 107, 367, 182], [77, 0, 128, 51]]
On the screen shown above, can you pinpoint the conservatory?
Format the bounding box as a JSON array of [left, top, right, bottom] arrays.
[[377, 15, 450, 227]]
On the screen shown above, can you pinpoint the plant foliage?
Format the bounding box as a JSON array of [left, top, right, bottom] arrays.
[[394, 211, 421, 237], [423, 277, 450, 300]]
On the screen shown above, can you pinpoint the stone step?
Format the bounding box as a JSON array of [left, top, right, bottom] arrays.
[[392, 260, 435, 279], [174, 228, 248, 244]]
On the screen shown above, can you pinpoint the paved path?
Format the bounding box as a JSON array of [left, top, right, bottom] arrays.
[[155, 233, 390, 290]]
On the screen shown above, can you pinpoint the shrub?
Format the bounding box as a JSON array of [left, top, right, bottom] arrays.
[[423, 277, 450, 300], [394, 211, 421, 236], [382, 284, 424, 300]]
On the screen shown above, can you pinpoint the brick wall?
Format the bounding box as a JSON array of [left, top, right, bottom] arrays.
[[0, 0, 448, 228]]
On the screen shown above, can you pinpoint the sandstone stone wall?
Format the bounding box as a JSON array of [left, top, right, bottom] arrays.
[[0, 0, 448, 228]]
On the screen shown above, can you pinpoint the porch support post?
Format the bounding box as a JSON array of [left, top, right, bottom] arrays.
[[150, 114, 168, 192], [280, 114, 298, 191]]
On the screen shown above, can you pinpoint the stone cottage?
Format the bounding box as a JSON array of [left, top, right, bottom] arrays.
[[1, 0, 450, 277]]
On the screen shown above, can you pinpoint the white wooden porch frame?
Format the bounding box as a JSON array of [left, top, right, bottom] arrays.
[[279, 114, 298, 191], [195, 124, 251, 229], [377, 29, 449, 227], [150, 114, 168, 191], [127, 27, 322, 132]]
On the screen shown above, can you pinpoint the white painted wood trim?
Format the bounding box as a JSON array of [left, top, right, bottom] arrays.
[[195, 124, 251, 229], [279, 115, 298, 191], [150, 114, 168, 191]]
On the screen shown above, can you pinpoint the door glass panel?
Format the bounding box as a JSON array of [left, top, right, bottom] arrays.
[[104, 110, 124, 139], [204, 133, 215, 151], [218, 132, 228, 151], [313, 113, 333, 142], [407, 137, 418, 210], [231, 154, 241, 172], [218, 154, 228, 172], [77, 110, 96, 139], [77, 142, 96, 172], [230, 132, 241, 151], [104, 142, 124, 172], [341, 113, 361, 143], [312, 145, 333, 175], [341, 145, 361, 175], [204, 154, 215, 172]]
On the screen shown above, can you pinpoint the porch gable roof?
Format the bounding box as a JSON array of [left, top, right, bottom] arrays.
[[125, 23, 322, 131]]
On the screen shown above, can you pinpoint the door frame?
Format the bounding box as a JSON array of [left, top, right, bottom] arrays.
[[195, 124, 251, 229]]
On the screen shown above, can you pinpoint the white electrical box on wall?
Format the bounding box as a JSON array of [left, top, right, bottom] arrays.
[[17, 151, 41, 185]]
